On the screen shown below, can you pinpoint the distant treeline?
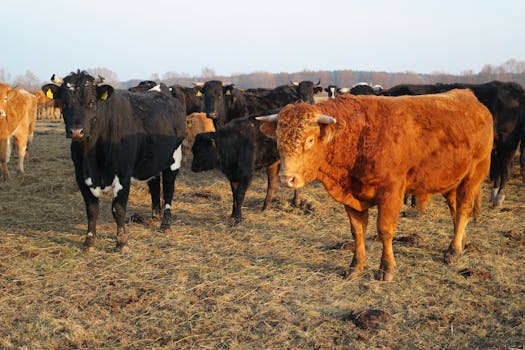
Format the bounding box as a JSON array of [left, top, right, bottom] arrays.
[[126, 59, 525, 90], [3, 59, 525, 92]]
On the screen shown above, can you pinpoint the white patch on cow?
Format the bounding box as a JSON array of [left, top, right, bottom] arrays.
[[148, 85, 162, 92], [165, 204, 171, 210], [329, 87, 336, 99], [170, 145, 182, 171], [112, 175, 123, 198], [86, 232, 94, 237], [87, 175, 123, 198], [90, 187, 103, 198], [67, 83, 75, 91]]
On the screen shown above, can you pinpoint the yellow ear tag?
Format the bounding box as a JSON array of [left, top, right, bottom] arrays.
[[46, 89, 54, 99], [196, 90, 203, 97], [187, 121, 193, 128], [100, 91, 108, 100], [226, 90, 231, 96]]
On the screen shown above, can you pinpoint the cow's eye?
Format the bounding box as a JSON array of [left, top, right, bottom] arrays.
[[305, 136, 315, 150]]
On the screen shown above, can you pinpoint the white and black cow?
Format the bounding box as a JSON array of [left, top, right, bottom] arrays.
[[42, 70, 186, 252]]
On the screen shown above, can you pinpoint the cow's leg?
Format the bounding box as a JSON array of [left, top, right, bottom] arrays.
[[13, 134, 28, 173], [444, 158, 489, 265], [376, 189, 404, 282], [71, 143, 99, 250], [493, 148, 515, 207], [443, 189, 457, 229], [291, 188, 302, 207], [262, 162, 279, 211], [520, 133, 525, 184], [82, 194, 99, 251], [112, 181, 131, 253], [230, 179, 249, 226], [415, 193, 431, 213], [344, 205, 369, 281], [76, 182, 99, 251], [147, 176, 162, 219], [160, 168, 178, 231], [490, 150, 501, 206], [0, 138, 10, 179]]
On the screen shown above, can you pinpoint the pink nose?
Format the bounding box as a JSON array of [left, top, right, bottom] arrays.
[[70, 128, 85, 140], [280, 175, 296, 188]]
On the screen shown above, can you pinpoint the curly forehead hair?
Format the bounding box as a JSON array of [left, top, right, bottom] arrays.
[[277, 102, 320, 154]]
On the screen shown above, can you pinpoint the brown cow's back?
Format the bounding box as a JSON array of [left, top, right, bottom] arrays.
[[307, 90, 493, 203]]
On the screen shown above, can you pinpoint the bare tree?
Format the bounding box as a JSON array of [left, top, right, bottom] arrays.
[[0, 69, 11, 84], [12, 70, 41, 92], [87, 67, 120, 87], [201, 67, 216, 79]]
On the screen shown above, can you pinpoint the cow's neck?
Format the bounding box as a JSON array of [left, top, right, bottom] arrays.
[[315, 105, 371, 210]]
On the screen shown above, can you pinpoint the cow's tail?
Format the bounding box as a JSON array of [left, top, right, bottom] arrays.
[[471, 188, 481, 223]]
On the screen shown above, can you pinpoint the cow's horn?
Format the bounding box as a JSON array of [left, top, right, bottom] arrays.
[[291, 81, 299, 86], [193, 82, 204, 87], [315, 79, 321, 85], [51, 74, 63, 84], [317, 115, 336, 124], [256, 114, 279, 122]]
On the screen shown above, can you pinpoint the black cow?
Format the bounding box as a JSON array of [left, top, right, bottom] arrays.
[[383, 81, 525, 207], [128, 80, 158, 92], [191, 116, 300, 226], [196, 80, 322, 129], [194, 81, 248, 129], [171, 85, 202, 115], [42, 70, 186, 252], [350, 82, 375, 95]]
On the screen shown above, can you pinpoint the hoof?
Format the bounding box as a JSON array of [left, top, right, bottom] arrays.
[[444, 249, 462, 265], [345, 268, 364, 281], [160, 210, 172, 231], [375, 270, 395, 282], [345, 271, 363, 281], [82, 244, 95, 253], [230, 216, 242, 227], [160, 221, 171, 231], [115, 244, 130, 254]]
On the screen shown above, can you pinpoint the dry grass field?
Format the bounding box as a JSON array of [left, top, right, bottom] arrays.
[[0, 121, 524, 349]]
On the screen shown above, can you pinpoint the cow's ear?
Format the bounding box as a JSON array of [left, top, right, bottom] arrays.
[[195, 86, 203, 97], [96, 85, 114, 101], [224, 85, 234, 96], [259, 121, 277, 139], [314, 86, 323, 94], [41, 84, 60, 100]]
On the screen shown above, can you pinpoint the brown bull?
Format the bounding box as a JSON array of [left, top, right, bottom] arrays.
[[258, 89, 493, 281], [0, 83, 37, 179]]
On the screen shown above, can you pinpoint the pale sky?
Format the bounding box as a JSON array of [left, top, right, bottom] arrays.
[[3, 0, 524, 82]]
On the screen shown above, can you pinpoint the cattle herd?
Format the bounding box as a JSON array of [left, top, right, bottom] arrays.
[[0, 70, 523, 282]]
